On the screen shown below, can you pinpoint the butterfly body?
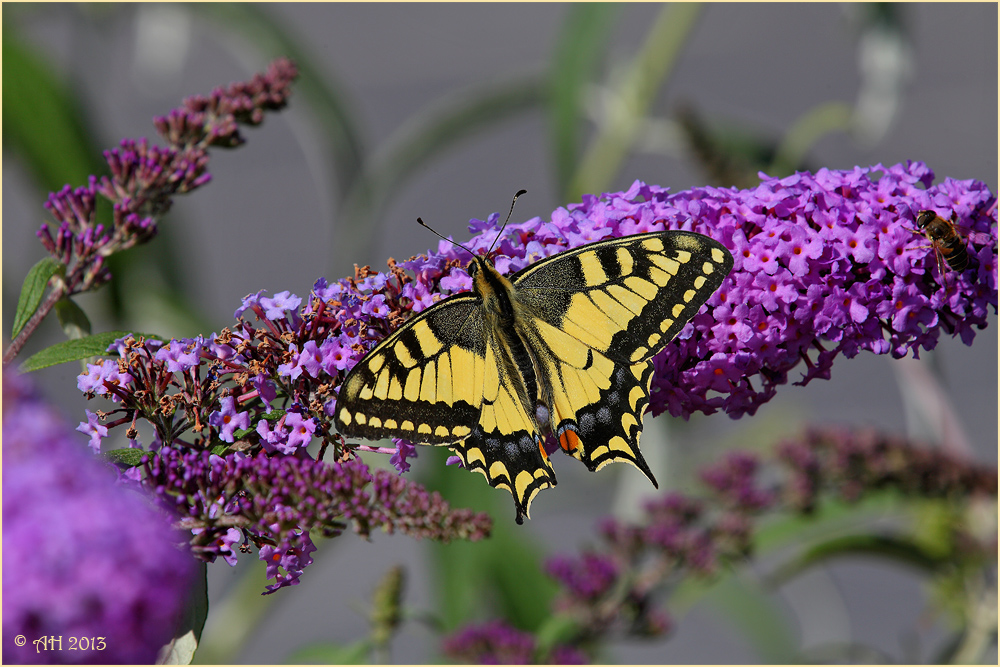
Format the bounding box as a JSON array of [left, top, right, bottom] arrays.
[[336, 230, 733, 522]]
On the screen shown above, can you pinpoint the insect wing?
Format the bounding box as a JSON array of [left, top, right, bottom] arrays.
[[511, 231, 733, 364], [448, 323, 556, 523], [510, 231, 733, 480], [335, 294, 486, 444]]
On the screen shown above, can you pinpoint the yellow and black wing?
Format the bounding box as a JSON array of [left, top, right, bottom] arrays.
[[511, 231, 733, 481], [336, 229, 732, 524], [335, 294, 484, 443], [444, 321, 557, 523], [334, 292, 556, 521]]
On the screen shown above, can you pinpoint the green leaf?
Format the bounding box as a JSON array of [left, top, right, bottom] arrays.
[[534, 614, 582, 653], [231, 427, 256, 442], [2, 23, 105, 193], [210, 444, 231, 457], [670, 494, 905, 617], [549, 3, 620, 198], [54, 297, 92, 340], [486, 521, 558, 631], [422, 448, 556, 632], [104, 448, 147, 469], [909, 498, 964, 561], [18, 330, 161, 372], [11, 257, 63, 338], [191, 558, 274, 664], [157, 562, 209, 665], [232, 409, 287, 442], [286, 640, 371, 665], [706, 574, 801, 663], [752, 492, 902, 554]]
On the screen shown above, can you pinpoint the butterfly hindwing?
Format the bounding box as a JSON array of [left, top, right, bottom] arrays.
[[448, 327, 556, 521], [519, 309, 658, 480]]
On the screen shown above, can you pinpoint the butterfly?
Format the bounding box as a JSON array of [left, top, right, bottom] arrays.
[[335, 192, 733, 523]]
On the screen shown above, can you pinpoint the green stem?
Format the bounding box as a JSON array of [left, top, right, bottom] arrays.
[[568, 3, 703, 199], [949, 575, 998, 664], [768, 101, 853, 176]]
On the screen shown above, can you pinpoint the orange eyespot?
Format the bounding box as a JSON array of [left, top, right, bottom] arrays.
[[559, 429, 581, 452]]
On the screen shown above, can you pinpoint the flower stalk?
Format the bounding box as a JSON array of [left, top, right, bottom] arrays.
[[4, 58, 299, 367]]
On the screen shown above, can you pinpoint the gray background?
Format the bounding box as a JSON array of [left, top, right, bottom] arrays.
[[3, 3, 997, 663]]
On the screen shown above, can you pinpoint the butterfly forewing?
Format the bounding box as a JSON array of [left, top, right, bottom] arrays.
[[335, 295, 485, 443], [512, 232, 733, 363]]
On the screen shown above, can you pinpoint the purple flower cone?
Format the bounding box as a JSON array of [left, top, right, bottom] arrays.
[[337, 162, 995, 420]]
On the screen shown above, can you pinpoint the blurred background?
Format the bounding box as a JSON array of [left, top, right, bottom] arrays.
[[3, 3, 996, 663]]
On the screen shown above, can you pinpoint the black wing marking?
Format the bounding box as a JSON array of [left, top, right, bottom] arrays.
[[334, 294, 485, 443], [513, 231, 733, 363]]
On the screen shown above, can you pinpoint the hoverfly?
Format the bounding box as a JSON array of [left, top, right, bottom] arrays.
[[915, 210, 969, 273], [911, 209, 996, 289]]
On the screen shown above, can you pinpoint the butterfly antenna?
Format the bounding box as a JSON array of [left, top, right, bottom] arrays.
[[488, 189, 527, 255], [416, 217, 477, 259]]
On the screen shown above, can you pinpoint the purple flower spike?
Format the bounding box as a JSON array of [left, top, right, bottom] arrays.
[[699, 451, 776, 511], [545, 552, 619, 601], [443, 620, 536, 664], [443, 620, 588, 664], [777, 427, 998, 512], [324, 163, 995, 422], [142, 448, 491, 584], [10, 60, 299, 365]]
